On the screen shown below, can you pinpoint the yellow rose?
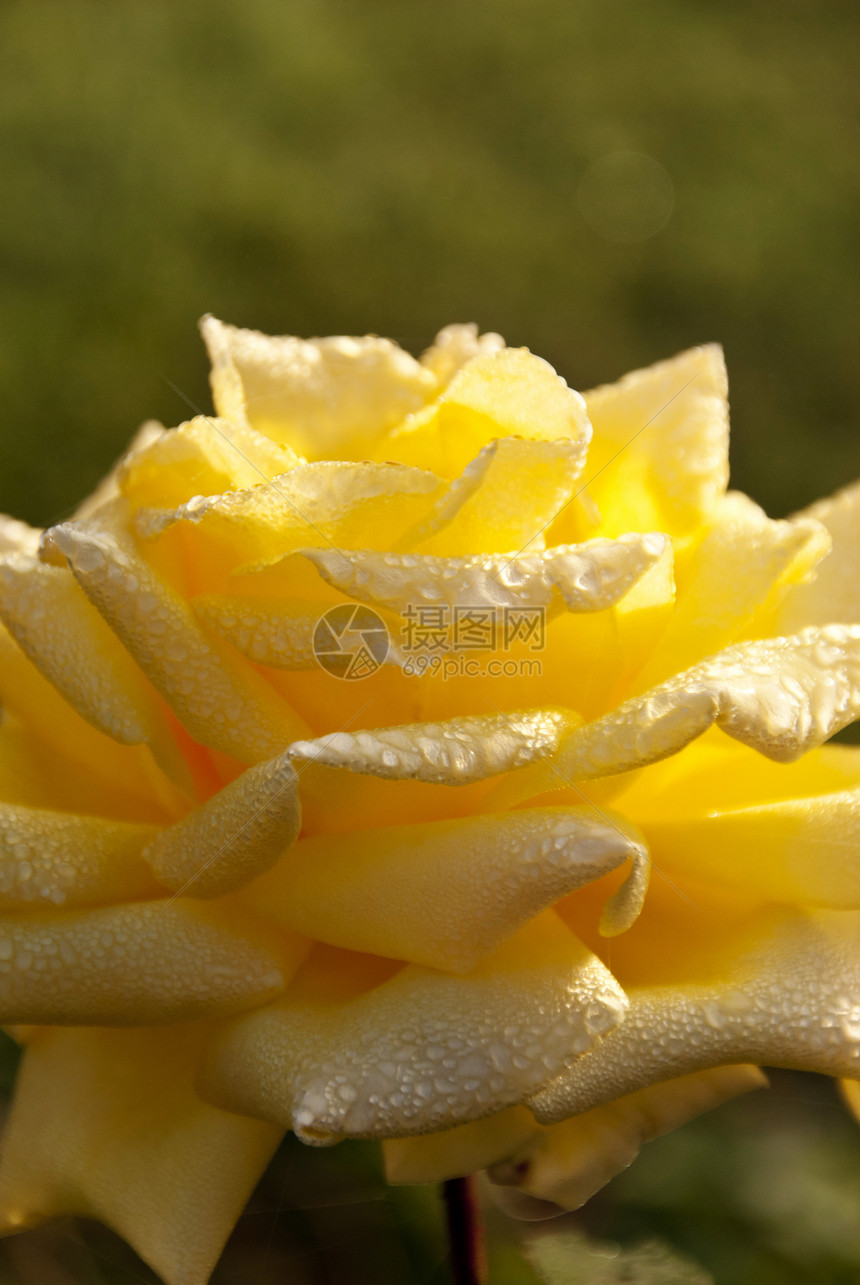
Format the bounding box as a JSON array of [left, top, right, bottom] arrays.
[[0, 317, 858, 1282]]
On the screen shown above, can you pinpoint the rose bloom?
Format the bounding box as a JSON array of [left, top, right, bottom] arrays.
[[0, 318, 858, 1283]]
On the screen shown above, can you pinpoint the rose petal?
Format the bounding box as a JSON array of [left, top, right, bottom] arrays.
[[377, 347, 592, 479], [48, 512, 308, 763], [405, 437, 588, 556], [0, 900, 306, 1024], [633, 492, 830, 689], [384, 1105, 540, 1185], [300, 532, 668, 619], [779, 479, 860, 630], [241, 806, 648, 972], [135, 460, 445, 574], [202, 315, 436, 460], [0, 626, 185, 823], [72, 420, 166, 522], [143, 749, 301, 898], [613, 735, 860, 822], [0, 554, 169, 746], [289, 707, 580, 785], [529, 908, 860, 1123], [193, 593, 403, 671], [118, 415, 301, 511], [419, 323, 505, 387], [577, 344, 729, 538], [0, 516, 40, 556], [642, 787, 860, 908], [491, 625, 860, 808], [0, 804, 159, 909], [840, 1077, 860, 1122], [0, 1024, 281, 1285], [200, 912, 627, 1142], [490, 1066, 766, 1212]]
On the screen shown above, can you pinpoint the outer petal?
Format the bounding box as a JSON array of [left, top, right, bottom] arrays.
[[136, 460, 445, 572], [384, 1105, 541, 1185], [0, 554, 172, 747], [0, 804, 160, 908], [0, 516, 40, 556], [529, 908, 860, 1123], [634, 492, 830, 688], [491, 625, 860, 807], [118, 415, 301, 511], [490, 1066, 766, 1213], [419, 322, 505, 386], [0, 1024, 282, 1285], [200, 913, 627, 1143], [576, 344, 729, 538], [289, 707, 581, 785], [378, 347, 592, 479], [0, 900, 306, 1024], [48, 512, 308, 763], [300, 533, 668, 617], [202, 315, 436, 460], [241, 806, 648, 972], [0, 626, 185, 823], [778, 479, 860, 630], [143, 749, 300, 897], [71, 419, 165, 522]]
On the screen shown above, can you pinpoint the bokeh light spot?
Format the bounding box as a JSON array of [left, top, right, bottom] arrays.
[[577, 151, 675, 243]]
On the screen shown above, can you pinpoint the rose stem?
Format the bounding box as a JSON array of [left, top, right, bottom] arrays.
[[442, 1175, 488, 1285]]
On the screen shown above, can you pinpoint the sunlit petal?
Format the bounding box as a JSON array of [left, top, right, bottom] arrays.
[[202, 315, 436, 460]]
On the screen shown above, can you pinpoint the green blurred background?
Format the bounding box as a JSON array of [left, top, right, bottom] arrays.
[[1, 1, 860, 1282], [2, 0, 859, 526]]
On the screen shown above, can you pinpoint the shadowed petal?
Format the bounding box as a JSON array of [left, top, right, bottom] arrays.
[[48, 510, 308, 763], [0, 804, 160, 909], [241, 806, 648, 972], [0, 1024, 282, 1285], [384, 1105, 540, 1185], [0, 900, 307, 1024], [143, 749, 301, 897], [490, 1066, 765, 1213], [200, 913, 627, 1143], [491, 625, 860, 808], [529, 908, 860, 1123]]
